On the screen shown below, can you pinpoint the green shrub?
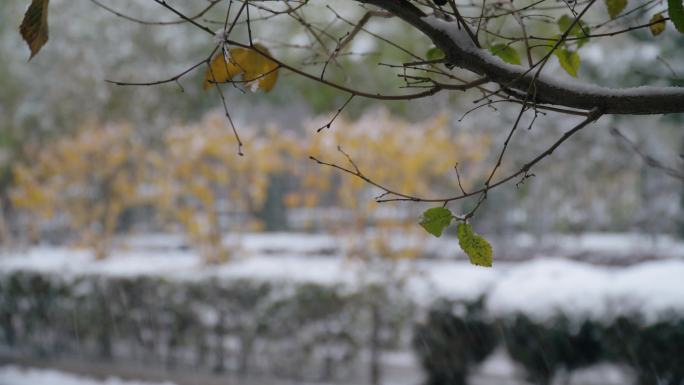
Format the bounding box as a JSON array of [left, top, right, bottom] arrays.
[[412, 299, 498, 385], [605, 316, 684, 385], [502, 315, 604, 385]]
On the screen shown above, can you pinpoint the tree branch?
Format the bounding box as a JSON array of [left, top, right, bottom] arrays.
[[359, 0, 684, 115]]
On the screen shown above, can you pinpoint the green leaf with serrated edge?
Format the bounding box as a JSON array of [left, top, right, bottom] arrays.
[[557, 15, 591, 47], [605, 0, 627, 19], [555, 49, 580, 77], [419, 207, 453, 237], [649, 13, 667, 36], [20, 0, 50, 60], [489, 44, 521, 65], [457, 223, 493, 267], [426, 47, 445, 61], [669, 0, 684, 33]]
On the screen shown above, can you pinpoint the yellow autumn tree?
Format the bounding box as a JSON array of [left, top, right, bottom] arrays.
[[10, 122, 149, 259], [152, 114, 286, 263], [286, 109, 493, 260], [9, 110, 492, 264]]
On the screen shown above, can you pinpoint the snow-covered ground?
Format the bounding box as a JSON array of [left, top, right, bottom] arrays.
[[473, 348, 635, 385], [1, 232, 683, 322], [0, 359, 635, 385], [0, 366, 176, 385], [0, 360, 634, 385], [117, 231, 684, 261]]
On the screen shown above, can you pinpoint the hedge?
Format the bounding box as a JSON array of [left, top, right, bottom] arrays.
[[0, 270, 413, 383], [4, 268, 683, 384], [413, 300, 684, 385]]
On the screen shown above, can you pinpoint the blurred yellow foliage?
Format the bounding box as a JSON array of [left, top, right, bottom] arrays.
[[295, 109, 492, 260], [11, 109, 492, 263], [10, 122, 149, 259], [153, 114, 285, 263]]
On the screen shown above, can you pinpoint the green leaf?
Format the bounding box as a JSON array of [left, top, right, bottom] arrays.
[[557, 15, 591, 47], [489, 44, 521, 65], [649, 13, 667, 36], [557, 14, 575, 32], [426, 47, 445, 61], [457, 223, 493, 267], [669, 0, 684, 33], [554, 48, 580, 77], [20, 0, 50, 60], [419, 207, 453, 237], [605, 0, 627, 19], [542, 34, 563, 55]]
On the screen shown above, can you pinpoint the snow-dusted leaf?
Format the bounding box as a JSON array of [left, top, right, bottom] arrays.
[[605, 0, 628, 19], [457, 223, 493, 267], [555, 49, 580, 77], [203, 44, 279, 92], [20, 0, 50, 60], [419, 207, 453, 237], [649, 13, 667, 36], [489, 44, 521, 65], [669, 0, 684, 33], [204, 51, 242, 90]]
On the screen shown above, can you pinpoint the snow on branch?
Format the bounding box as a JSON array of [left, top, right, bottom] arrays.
[[361, 0, 684, 115]]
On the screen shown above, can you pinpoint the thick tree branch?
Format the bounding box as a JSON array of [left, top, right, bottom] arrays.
[[359, 0, 684, 115]]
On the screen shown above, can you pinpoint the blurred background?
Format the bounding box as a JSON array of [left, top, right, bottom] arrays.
[[1, 0, 684, 384]]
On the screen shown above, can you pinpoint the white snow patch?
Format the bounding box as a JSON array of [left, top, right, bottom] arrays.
[[486, 258, 684, 323], [566, 363, 635, 385], [421, 15, 478, 53], [0, 366, 177, 385], [549, 233, 684, 258], [0, 247, 202, 279], [476, 347, 521, 378], [609, 259, 684, 320], [408, 260, 502, 302], [237, 232, 339, 255], [124, 232, 339, 255], [486, 259, 612, 321]]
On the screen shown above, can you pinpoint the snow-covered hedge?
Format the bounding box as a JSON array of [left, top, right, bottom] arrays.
[[0, 270, 413, 383], [2, 246, 684, 384], [410, 258, 684, 384], [414, 302, 684, 385]]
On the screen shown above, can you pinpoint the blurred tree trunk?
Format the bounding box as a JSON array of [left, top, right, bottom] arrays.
[[257, 174, 288, 231], [213, 311, 226, 373], [369, 302, 381, 385], [0, 201, 9, 247], [679, 137, 684, 239]]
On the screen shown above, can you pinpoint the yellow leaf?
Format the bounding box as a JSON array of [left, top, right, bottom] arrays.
[[202, 44, 279, 92], [203, 50, 242, 90], [604, 0, 627, 19], [20, 0, 50, 60], [250, 44, 279, 92]]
